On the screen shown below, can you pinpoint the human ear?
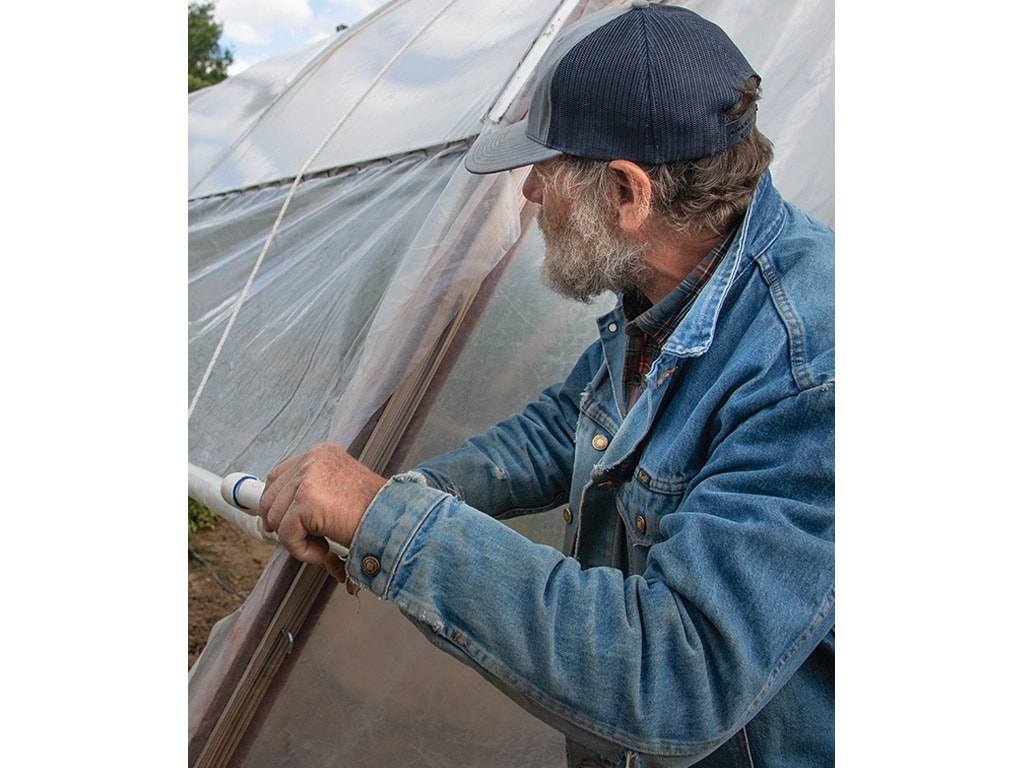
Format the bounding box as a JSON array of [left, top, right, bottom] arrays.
[[607, 160, 652, 233]]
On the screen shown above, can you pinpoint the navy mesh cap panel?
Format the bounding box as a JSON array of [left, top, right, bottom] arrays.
[[524, 4, 633, 148], [546, 13, 656, 160], [545, 5, 756, 163]]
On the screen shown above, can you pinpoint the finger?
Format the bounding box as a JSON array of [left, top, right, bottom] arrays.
[[274, 506, 331, 565], [260, 473, 295, 534], [259, 454, 303, 524]]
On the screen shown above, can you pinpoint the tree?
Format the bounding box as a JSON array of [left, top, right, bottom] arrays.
[[189, 2, 233, 92]]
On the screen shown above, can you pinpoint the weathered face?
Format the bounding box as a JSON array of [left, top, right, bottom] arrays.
[[526, 160, 650, 303]]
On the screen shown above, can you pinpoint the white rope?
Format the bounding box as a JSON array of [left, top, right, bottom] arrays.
[[188, 0, 460, 422]]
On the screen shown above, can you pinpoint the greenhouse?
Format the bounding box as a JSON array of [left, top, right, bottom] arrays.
[[188, 0, 834, 764]]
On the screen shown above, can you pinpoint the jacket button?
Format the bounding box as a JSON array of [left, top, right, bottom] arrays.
[[591, 434, 609, 451], [635, 515, 646, 534], [361, 556, 381, 577], [563, 507, 573, 524]]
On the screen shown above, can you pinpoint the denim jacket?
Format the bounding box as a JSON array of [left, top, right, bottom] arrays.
[[346, 172, 835, 767]]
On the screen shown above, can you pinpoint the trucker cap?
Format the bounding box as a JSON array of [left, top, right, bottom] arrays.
[[465, 1, 758, 174]]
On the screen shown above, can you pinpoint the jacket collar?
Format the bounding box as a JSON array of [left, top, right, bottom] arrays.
[[592, 170, 785, 436], [657, 170, 783, 363]]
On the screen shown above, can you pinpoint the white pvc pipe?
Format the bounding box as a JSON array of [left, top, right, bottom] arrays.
[[188, 463, 349, 559], [221, 472, 265, 511]]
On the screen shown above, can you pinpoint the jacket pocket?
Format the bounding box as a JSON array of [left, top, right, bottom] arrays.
[[613, 467, 689, 574]]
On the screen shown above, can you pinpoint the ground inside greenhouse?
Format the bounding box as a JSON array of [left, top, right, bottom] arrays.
[[188, 521, 276, 668]]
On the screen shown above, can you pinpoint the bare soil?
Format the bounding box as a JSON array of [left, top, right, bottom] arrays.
[[188, 521, 277, 669]]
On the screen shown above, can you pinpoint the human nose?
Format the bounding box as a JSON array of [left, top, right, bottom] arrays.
[[523, 167, 544, 205]]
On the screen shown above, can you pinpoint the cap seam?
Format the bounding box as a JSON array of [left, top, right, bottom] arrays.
[[639, 9, 659, 160]]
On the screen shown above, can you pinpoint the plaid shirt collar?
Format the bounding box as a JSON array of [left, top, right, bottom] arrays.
[[622, 228, 737, 409]]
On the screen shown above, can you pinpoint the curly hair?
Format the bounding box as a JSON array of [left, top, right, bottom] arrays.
[[543, 76, 773, 236]]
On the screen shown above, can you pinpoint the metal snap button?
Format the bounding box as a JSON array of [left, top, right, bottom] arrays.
[[591, 434, 609, 451], [635, 515, 646, 534], [361, 556, 381, 577], [563, 507, 573, 524]]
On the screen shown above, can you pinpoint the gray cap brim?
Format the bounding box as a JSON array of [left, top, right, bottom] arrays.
[[464, 120, 563, 174]]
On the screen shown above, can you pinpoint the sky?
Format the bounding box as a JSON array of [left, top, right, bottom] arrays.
[[210, 0, 391, 75]]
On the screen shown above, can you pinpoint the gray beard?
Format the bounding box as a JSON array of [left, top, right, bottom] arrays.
[[537, 205, 651, 304]]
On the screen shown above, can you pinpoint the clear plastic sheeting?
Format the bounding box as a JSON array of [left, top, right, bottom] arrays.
[[188, 0, 566, 199], [231, 225, 608, 768], [189, 147, 521, 477], [187, 37, 338, 182], [397, 226, 618, 471], [234, 598, 567, 767]]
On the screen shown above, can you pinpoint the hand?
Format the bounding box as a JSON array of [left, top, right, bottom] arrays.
[[259, 442, 387, 567]]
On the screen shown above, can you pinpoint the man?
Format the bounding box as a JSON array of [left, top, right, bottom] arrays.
[[259, 3, 834, 766]]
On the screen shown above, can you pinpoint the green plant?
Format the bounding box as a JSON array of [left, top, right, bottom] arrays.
[[189, 498, 218, 534], [189, 2, 234, 92]]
